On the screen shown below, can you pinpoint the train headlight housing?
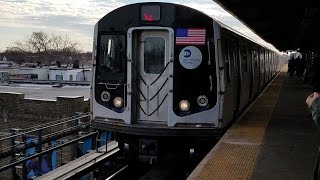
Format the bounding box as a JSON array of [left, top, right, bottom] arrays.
[[113, 97, 123, 108], [100, 91, 111, 102], [197, 95, 208, 107], [179, 100, 190, 112]]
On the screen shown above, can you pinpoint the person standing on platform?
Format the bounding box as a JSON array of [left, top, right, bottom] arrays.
[[288, 51, 296, 78], [294, 48, 304, 78], [306, 92, 320, 180], [306, 92, 320, 126]]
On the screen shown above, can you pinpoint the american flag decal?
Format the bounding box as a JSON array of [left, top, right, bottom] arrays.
[[175, 28, 206, 45]]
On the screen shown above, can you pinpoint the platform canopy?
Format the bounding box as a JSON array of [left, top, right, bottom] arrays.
[[212, 5, 320, 52]]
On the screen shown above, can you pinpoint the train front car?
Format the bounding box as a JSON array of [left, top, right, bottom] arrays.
[[91, 2, 220, 159]]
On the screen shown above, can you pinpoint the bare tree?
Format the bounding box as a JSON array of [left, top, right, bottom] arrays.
[[27, 32, 50, 52], [6, 41, 30, 53], [5, 41, 32, 64], [4, 31, 82, 65], [50, 34, 81, 63]]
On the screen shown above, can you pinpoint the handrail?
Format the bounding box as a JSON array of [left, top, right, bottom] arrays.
[[0, 131, 98, 172], [4, 113, 89, 135], [0, 114, 90, 142]]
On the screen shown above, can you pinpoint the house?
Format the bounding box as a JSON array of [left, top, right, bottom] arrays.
[[17, 68, 49, 80], [0, 56, 17, 68], [49, 68, 83, 81], [76, 69, 92, 81], [0, 71, 9, 85]]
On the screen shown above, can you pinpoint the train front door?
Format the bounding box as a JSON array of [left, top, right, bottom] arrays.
[[134, 30, 170, 123]]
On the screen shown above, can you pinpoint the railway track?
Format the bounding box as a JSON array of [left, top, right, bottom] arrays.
[[101, 144, 214, 180]]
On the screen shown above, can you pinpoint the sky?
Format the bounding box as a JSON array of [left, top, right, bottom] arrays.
[[0, 0, 278, 53]]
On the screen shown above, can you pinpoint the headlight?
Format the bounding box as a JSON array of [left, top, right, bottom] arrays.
[[197, 95, 208, 107], [100, 91, 110, 102], [179, 100, 190, 111], [113, 97, 123, 108]]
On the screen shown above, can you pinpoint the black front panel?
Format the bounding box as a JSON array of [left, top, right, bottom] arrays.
[[173, 38, 216, 116], [171, 6, 216, 116]]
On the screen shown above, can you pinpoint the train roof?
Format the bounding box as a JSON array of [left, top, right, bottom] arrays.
[[105, 1, 281, 54], [217, 21, 279, 53]]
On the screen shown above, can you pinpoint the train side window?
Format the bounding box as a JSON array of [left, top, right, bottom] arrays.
[[253, 50, 258, 68], [144, 37, 165, 74], [222, 39, 231, 83], [260, 50, 264, 71], [241, 42, 248, 72], [266, 51, 269, 71], [229, 42, 235, 74], [264, 51, 266, 71]]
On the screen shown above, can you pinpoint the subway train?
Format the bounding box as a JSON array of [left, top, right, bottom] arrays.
[[91, 2, 286, 158]]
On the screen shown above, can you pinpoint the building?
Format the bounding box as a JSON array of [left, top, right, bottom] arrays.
[[0, 71, 9, 85], [49, 68, 83, 81], [0, 56, 17, 68], [76, 69, 92, 81], [15, 67, 49, 80]]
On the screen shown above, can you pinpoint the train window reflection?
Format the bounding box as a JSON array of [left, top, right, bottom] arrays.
[[144, 37, 165, 74], [223, 39, 231, 83], [241, 43, 248, 72], [98, 35, 126, 82], [253, 50, 258, 68]]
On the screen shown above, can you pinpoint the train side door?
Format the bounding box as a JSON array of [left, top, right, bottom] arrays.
[[135, 30, 170, 123], [220, 38, 234, 125], [248, 44, 254, 100], [259, 49, 265, 88], [266, 51, 270, 81], [252, 47, 260, 96], [233, 40, 241, 115], [239, 41, 250, 111]]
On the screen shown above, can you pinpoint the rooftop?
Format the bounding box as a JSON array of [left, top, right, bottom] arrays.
[[0, 84, 90, 101]]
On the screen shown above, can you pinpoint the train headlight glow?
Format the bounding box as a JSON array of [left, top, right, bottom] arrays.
[[179, 100, 190, 112], [101, 91, 111, 102], [113, 97, 123, 108], [197, 95, 208, 107]]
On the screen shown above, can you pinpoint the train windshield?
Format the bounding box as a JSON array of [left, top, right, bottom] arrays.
[[97, 35, 126, 82]]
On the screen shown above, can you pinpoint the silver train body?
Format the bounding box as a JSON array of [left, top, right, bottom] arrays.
[[91, 2, 286, 141]]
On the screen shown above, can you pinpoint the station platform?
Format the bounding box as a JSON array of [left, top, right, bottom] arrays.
[[188, 67, 320, 180]]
